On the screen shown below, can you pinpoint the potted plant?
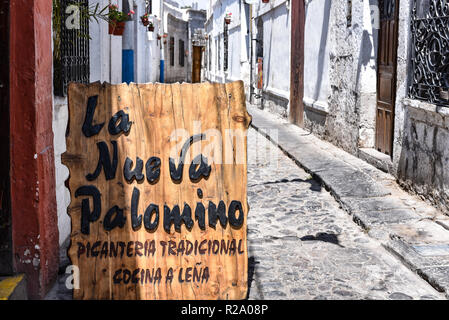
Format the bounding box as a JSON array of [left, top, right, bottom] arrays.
[[148, 21, 154, 32], [108, 4, 134, 36], [224, 12, 232, 24], [140, 13, 150, 26]]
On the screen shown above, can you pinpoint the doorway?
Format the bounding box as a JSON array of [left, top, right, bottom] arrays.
[[375, 0, 399, 156]]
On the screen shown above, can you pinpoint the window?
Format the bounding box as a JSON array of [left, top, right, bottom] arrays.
[[179, 39, 185, 67], [409, 0, 449, 106], [256, 18, 263, 59], [347, 0, 352, 27], [145, 0, 152, 14], [170, 37, 175, 66], [53, 0, 90, 96]]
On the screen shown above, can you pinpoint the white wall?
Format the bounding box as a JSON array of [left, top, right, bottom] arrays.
[[205, 0, 250, 86], [303, 0, 331, 112], [250, 0, 290, 116], [164, 13, 189, 83]]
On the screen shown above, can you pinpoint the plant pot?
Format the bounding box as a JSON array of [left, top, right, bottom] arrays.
[[224, 18, 231, 24], [262, 0, 269, 3], [113, 21, 125, 35], [109, 21, 125, 36], [148, 25, 154, 32]]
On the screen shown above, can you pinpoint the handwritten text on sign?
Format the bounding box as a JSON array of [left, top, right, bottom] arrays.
[[63, 81, 251, 299]]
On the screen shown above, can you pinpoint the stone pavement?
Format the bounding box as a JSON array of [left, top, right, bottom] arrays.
[[248, 104, 449, 298]]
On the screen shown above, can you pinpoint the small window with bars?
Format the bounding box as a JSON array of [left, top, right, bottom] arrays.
[[145, 0, 152, 14], [223, 22, 228, 71], [179, 39, 185, 67], [170, 37, 175, 66], [53, 0, 90, 97]]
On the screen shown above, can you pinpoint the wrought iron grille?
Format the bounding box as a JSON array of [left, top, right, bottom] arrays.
[[224, 22, 228, 71], [409, 0, 449, 106], [54, 0, 90, 97]]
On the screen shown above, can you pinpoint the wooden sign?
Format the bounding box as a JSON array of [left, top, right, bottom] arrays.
[[62, 81, 252, 300]]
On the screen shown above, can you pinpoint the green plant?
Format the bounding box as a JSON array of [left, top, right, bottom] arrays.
[[109, 4, 134, 23]]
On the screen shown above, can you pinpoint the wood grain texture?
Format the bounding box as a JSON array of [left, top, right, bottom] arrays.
[[62, 81, 251, 300]]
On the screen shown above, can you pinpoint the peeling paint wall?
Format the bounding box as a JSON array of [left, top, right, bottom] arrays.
[[304, 0, 378, 155]]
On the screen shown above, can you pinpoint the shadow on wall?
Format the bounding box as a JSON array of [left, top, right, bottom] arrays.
[[354, 0, 379, 92], [397, 104, 449, 215]]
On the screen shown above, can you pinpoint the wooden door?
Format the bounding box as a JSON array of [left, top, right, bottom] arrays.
[[289, 0, 305, 126], [0, 0, 12, 275], [376, 0, 399, 155], [192, 45, 202, 83]]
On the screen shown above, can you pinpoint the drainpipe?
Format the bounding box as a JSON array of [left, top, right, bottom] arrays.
[[159, 0, 165, 83], [160, 41, 165, 83]]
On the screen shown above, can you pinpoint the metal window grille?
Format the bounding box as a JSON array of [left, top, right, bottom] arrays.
[[53, 0, 90, 97], [224, 22, 228, 71], [179, 39, 185, 67], [409, 0, 449, 106], [347, 0, 352, 27], [209, 38, 212, 71]]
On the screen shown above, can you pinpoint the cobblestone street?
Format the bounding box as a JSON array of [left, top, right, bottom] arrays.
[[246, 128, 444, 300]]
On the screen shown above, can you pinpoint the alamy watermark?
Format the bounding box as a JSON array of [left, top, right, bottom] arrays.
[[65, 5, 81, 30]]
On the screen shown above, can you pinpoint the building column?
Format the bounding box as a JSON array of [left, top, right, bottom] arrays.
[[9, 0, 59, 299]]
